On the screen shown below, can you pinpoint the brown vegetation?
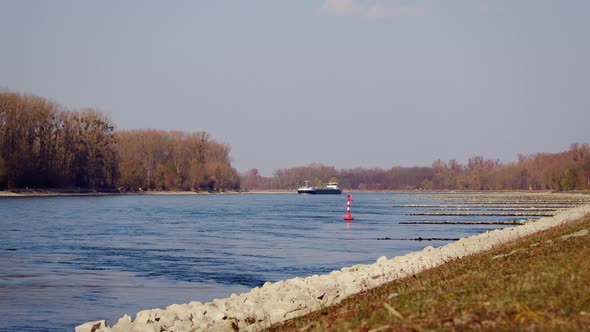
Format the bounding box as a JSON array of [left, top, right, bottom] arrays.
[[429, 147, 590, 191], [0, 90, 239, 191], [242, 145, 590, 192], [241, 164, 434, 191], [116, 130, 239, 191], [2, 89, 588, 193], [0, 91, 117, 189]]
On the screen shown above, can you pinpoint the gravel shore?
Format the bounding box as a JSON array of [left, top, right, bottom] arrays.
[[76, 202, 590, 332]]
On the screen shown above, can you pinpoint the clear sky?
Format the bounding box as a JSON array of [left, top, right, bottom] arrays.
[[1, 0, 589, 175]]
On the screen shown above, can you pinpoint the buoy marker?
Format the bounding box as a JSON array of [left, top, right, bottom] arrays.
[[344, 193, 354, 221]]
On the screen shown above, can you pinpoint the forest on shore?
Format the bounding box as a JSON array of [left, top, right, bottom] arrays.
[[1, 90, 589, 192], [426, 147, 589, 191], [241, 148, 590, 191], [241, 143, 590, 191], [0, 91, 239, 191], [242, 144, 590, 192]]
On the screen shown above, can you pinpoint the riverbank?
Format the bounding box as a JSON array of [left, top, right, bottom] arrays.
[[0, 189, 240, 197], [0, 189, 298, 197], [2, 188, 588, 197], [76, 198, 590, 332]]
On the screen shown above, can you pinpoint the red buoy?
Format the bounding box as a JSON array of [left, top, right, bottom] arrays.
[[344, 193, 354, 221]]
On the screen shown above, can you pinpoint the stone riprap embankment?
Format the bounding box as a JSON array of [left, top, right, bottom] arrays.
[[76, 204, 590, 332]]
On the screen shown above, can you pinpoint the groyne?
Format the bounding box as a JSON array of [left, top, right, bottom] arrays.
[[77, 203, 590, 332]]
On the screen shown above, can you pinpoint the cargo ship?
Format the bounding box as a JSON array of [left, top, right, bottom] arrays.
[[297, 181, 342, 194]]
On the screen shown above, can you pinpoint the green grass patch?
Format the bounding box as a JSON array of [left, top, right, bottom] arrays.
[[270, 215, 590, 331]]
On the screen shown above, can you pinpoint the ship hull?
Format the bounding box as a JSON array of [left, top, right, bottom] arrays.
[[297, 188, 342, 194], [297, 181, 342, 194], [314, 188, 342, 194]]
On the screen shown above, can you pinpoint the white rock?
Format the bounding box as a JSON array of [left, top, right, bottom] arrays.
[[75, 320, 108, 332], [205, 304, 227, 321], [128, 323, 158, 332], [134, 309, 164, 324], [110, 314, 133, 332]]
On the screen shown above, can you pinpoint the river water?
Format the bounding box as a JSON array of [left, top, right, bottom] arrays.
[[0, 192, 523, 331]]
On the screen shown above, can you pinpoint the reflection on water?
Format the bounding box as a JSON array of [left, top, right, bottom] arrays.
[[346, 221, 352, 239], [0, 193, 519, 330]]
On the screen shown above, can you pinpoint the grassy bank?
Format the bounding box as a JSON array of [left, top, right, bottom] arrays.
[[271, 214, 590, 331]]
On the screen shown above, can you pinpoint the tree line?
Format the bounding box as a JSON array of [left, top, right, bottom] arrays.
[[241, 144, 590, 192], [2, 90, 588, 192], [116, 130, 239, 191], [241, 164, 434, 191], [426, 144, 590, 191], [0, 90, 240, 191]]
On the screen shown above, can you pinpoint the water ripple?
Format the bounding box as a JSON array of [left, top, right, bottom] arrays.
[[0, 193, 519, 330]]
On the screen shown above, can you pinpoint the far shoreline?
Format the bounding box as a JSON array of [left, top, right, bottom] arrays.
[[0, 189, 297, 197], [2, 189, 588, 198]]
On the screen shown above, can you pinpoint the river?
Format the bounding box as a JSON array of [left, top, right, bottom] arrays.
[[0, 192, 521, 331]]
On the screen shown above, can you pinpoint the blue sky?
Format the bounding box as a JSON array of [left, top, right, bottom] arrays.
[[1, 0, 589, 175]]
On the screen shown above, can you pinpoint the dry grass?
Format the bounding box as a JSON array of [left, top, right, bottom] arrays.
[[270, 215, 590, 331]]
